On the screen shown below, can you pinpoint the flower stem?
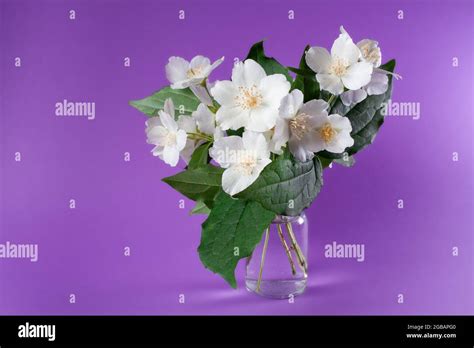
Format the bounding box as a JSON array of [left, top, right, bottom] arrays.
[[327, 94, 338, 109], [256, 228, 270, 293], [285, 222, 307, 275], [277, 224, 296, 275]]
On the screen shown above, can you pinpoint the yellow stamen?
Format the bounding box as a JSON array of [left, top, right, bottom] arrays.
[[319, 123, 336, 143], [330, 58, 347, 77], [289, 113, 310, 140], [187, 67, 203, 78], [234, 85, 263, 110]]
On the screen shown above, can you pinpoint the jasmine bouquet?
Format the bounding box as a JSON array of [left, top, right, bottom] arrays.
[[130, 26, 398, 289]]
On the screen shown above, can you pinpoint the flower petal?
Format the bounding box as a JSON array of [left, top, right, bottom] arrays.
[[171, 78, 199, 90], [162, 146, 180, 167], [325, 114, 354, 153], [163, 98, 175, 119], [158, 110, 178, 132], [222, 166, 255, 196], [210, 136, 244, 168], [247, 106, 279, 132], [177, 114, 197, 133], [165, 57, 189, 88], [180, 140, 196, 164], [151, 145, 163, 157], [299, 99, 329, 116], [316, 73, 344, 95], [210, 56, 225, 70], [210, 80, 239, 106], [331, 32, 360, 65], [289, 137, 315, 162], [341, 61, 373, 90], [272, 117, 290, 154], [305, 47, 332, 73], [190, 85, 213, 106], [216, 105, 249, 130], [242, 131, 269, 159], [232, 59, 266, 87], [193, 104, 215, 135], [253, 158, 272, 177], [357, 39, 381, 67], [328, 113, 352, 132], [145, 116, 162, 129], [365, 72, 388, 95], [190, 55, 211, 70], [176, 129, 188, 151], [326, 133, 354, 153], [279, 89, 304, 119], [146, 125, 167, 146], [340, 89, 368, 106], [259, 74, 291, 107]]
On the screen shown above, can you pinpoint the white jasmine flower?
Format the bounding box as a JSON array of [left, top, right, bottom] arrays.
[[210, 59, 291, 132], [357, 39, 382, 68], [146, 98, 187, 167], [305, 27, 373, 95], [177, 104, 224, 163], [210, 131, 271, 196], [306, 113, 354, 154], [338, 28, 389, 106], [273, 89, 330, 162], [340, 26, 382, 69], [166, 55, 224, 89]]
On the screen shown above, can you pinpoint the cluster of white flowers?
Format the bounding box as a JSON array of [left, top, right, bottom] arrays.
[[146, 26, 394, 196]]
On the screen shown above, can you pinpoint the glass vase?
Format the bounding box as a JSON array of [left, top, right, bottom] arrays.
[[245, 213, 308, 299]]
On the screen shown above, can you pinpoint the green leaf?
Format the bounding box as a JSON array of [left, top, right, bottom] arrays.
[[287, 67, 314, 77], [343, 93, 386, 134], [291, 45, 320, 101], [198, 192, 275, 288], [162, 165, 224, 207], [329, 97, 352, 117], [380, 59, 396, 75], [129, 87, 200, 117], [346, 108, 385, 156], [190, 200, 211, 215], [245, 41, 292, 82], [238, 152, 323, 216], [317, 156, 333, 169], [188, 142, 211, 170]]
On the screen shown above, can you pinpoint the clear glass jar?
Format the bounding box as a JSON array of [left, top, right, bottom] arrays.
[[245, 213, 308, 299]]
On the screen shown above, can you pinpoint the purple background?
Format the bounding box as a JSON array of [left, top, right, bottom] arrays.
[[1, 0, 473, 315]]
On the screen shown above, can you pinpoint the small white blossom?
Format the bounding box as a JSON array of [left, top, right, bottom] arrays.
[[338, 27, 389, 106], [146, 98, 187, 167], [166, 55, 224, 89], [210, 59, 290, 132], [210, 131, 271, 196], [357, 39, 382, 68], [271, 89, 329, 162], [307, 113, 354, 154], [305, 26, 373, 95], [177, 104, 223, 163]]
